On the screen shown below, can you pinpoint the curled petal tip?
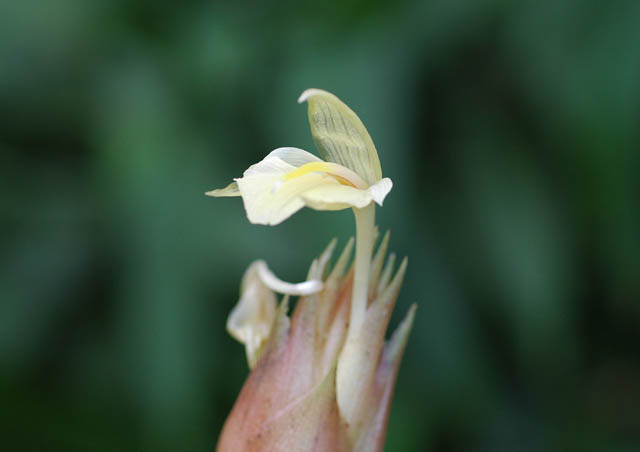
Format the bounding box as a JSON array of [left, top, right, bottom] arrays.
[[369, 178, 393, 206], [298, 88, 329, 104], [256, 260, 324, 296]]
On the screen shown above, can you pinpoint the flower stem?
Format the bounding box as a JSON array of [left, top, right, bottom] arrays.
[[349, 203, 376, 336]]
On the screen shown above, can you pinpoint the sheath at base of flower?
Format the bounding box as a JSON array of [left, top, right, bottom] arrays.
[[217, 238, 416, 452], [208, 89, 416, 451]]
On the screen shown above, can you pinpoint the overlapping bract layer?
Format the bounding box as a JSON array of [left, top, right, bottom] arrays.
[[217, 237, 415, 452]]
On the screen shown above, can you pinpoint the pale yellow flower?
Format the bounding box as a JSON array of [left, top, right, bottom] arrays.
[[206, 89, 392, 225], [209, 89, 416, 452]]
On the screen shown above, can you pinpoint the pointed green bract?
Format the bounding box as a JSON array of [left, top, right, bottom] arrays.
[[299, 89, 383, 186], [384, 303, 417, 367], [205, 181, 240, 197]]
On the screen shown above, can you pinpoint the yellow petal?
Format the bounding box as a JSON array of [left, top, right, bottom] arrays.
[[299, 88, 383, 186], [300, 184, 374, 211], [283, 161, 367, 189], [300, 177, 393, 211]]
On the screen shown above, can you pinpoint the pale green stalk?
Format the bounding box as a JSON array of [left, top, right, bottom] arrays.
[[348, 203, 376, 338]]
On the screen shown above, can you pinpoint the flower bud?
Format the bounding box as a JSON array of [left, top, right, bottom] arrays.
[[217, 237, 415, 451]]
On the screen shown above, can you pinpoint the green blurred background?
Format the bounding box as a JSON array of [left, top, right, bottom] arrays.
[[1, 0, 639, 450]]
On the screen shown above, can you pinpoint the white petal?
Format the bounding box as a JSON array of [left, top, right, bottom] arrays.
[[236, 156, 340, 225], [243, 155, 295, 177], [268, 147, 322, 167], [300, 184, 375, 211], [255, 260, 323, 295], [226, 261, 278, 369], [367, 177, 393, 206]]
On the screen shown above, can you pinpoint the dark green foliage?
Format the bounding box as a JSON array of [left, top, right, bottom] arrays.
[[1, 0, 639, 450]]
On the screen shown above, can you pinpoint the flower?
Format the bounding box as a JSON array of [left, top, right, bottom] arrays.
[[217, 239, 416, 452], [208, 89, 416, 452], [206, 89, 393, 226], [226, 260, 323, 369]]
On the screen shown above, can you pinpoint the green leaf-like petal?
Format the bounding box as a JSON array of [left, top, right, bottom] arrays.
[[205, 181, 240, 197], [299, 89, 383, 186]]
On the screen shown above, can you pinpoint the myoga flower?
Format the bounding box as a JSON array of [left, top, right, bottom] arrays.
[[226, 260, 323, 369], [217, 238, 416, 451], [208, 89, 415, 451], [206, 89, 393, 226]]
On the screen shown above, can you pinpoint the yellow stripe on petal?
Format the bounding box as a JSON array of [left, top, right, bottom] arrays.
[[237, 161, 341, 225], [283, 162, 368, 189], [282, 162, 331, 181]]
